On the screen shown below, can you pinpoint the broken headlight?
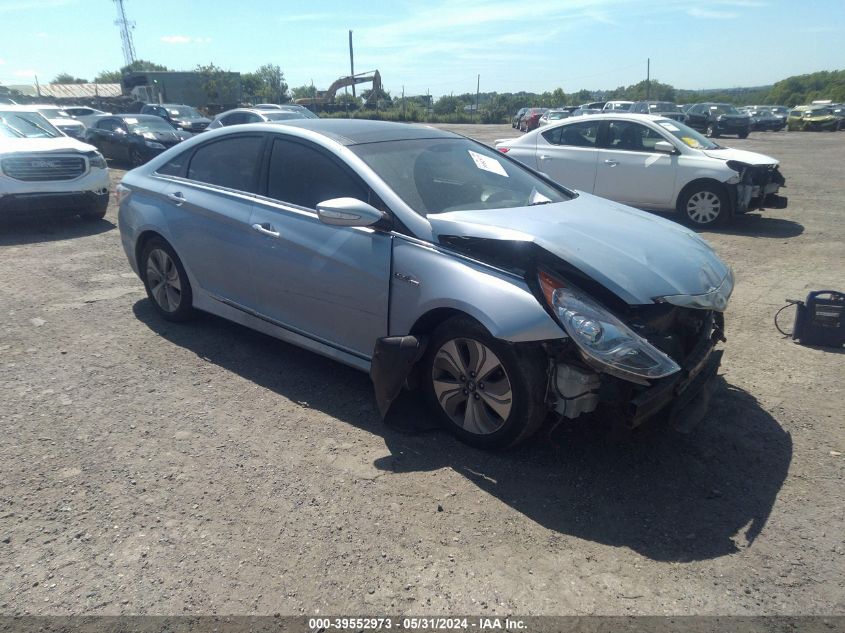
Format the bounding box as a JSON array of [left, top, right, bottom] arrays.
[[539, 271, 681, 382]]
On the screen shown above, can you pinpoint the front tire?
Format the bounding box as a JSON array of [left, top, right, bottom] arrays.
[[678, 183, 729, 227], [738, 131, 749, 139], [140, 237, 195, 322], [705, 124, 719, 138], [422, 316, 548, 449]]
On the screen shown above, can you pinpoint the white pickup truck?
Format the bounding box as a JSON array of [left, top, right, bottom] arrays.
[[1, 108, 110, 220]]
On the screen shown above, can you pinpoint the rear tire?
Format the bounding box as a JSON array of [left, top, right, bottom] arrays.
[[129, 147, 145, 168], [422, 316, 548, 449], [738, 131, 749, 139], [678, 182, 729, 227], [140, 237, 196, 322]]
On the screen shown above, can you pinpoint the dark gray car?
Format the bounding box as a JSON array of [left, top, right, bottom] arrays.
[[117, 120, 733, 449]]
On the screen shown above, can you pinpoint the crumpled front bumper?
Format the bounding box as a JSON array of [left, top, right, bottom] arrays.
[[733, 164, 787, 214]]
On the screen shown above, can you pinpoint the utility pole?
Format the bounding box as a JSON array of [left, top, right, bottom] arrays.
[[349, 30, 355, 99], [475, 74, 480, 123], [646, 58, 650, 100], [402, 85, 405, 119], [34, 75, 41, 98]]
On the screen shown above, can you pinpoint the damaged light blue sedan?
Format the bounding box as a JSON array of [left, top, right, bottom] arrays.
[[117, 120, 733, 449]]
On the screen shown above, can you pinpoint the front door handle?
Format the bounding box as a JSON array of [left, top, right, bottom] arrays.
[[252, 222, 280, 238], [604, 159, 619, 166], [539, 154, 551, 161], [167, 192, 185, 206]]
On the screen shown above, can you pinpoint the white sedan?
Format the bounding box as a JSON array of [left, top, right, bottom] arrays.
[[496, 113, 787, 226]]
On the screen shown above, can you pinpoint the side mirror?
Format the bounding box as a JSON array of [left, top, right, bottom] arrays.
[[654, 140, 676, 154], [316, 197, 384, 227]]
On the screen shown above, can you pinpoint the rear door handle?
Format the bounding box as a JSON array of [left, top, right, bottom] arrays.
[[252, 222, 280, 238], [167, 192, 185, 206], [604, 159, 619, 166]]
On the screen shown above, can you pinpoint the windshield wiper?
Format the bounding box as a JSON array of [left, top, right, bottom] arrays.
[[528, 199, 553, 206]]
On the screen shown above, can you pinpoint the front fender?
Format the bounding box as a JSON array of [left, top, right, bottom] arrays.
[[389, 238, 565, 342]]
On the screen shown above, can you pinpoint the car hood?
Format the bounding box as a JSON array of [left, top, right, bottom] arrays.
[[0, 136, 97, 154], [174, 117, 211, 125], [139, 130, 190, 142], [427, 193, 731, 306], [702, 147, 778, 166], [49, 118, 84, 127]]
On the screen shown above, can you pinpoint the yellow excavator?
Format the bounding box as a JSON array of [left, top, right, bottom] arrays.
[[294, 70, 382, 107]]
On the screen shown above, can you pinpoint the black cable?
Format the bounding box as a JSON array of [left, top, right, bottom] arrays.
[[774, 300, 801, 337]]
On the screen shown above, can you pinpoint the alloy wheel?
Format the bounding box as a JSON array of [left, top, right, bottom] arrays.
[[686, 190, 721, 225], [431, 337, 513, 435], [146, 248, 182, 312]]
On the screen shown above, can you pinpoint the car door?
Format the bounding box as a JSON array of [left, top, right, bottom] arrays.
[[685, 104, 707, 131], [534, 119, 601, 192], [593, 119, 677, 209], [248, 135, 391, 359], [90, 118, 121, 159], [158, 133, 266, 308]]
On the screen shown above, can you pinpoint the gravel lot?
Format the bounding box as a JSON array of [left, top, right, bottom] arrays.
[[1, 125, 843, 616]]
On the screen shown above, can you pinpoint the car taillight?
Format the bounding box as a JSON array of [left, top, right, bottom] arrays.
[[497, 147, 510, 153], [116, 183, 131, 205]]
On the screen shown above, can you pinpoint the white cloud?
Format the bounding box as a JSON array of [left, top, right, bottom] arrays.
[[688, 7, 739, 19], [160, 35, 212, 44], [14, 69, 38, 77], [0, 58, 5, 65]]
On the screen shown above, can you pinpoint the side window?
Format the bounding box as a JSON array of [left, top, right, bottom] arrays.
[[690, 105, 703, 115], [604, 121, 666, 152], [97, 118, 118, 131], [245, 113, 262, 123], [542, 121, 600, 148], [156, 151, 189, 177], [220, 113, 245, 126], [267, 138, 366, 209], [186, 135, 264, 192]]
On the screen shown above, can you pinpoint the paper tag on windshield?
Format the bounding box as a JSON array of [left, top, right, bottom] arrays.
[[658, 121, 680, 132], [468, 150, 508, 177], [125, 117, 138, 124]]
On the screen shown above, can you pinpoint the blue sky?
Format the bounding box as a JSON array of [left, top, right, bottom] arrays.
[[1, 0, 843, 98]]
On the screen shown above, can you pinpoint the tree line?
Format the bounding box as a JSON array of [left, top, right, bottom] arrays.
[[46, 64, 844, 118]]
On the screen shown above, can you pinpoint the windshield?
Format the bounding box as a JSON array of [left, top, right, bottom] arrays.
[[126, 117, 178, 133], [0, 111, 62, 138], [0, 121, 24, 138], [351, 138, 571, 216], [649, 102, 676, 111], [607, 102, 632, 111], [808, 108, 831, 116], [264, 111, 306, 121], [709, 104, 740, 115], [654, 119, 720, 150], [167, 106, 202, 119]]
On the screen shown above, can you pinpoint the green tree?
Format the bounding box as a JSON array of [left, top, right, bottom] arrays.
[[291, 84, 317, 100], [94, 69, 122, 83], [52, 72, 87, 84], [255, 64, 289, 103], [433, 95, 461, 114], [195, 63, 239, 104], [122, 60, 169, 73]]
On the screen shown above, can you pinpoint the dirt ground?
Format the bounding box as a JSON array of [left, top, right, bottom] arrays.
[[0, 125, 843, 616]]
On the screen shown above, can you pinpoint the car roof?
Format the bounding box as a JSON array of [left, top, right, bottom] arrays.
[[268, 118, 459, 145], [95, 113, 164, 122]]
